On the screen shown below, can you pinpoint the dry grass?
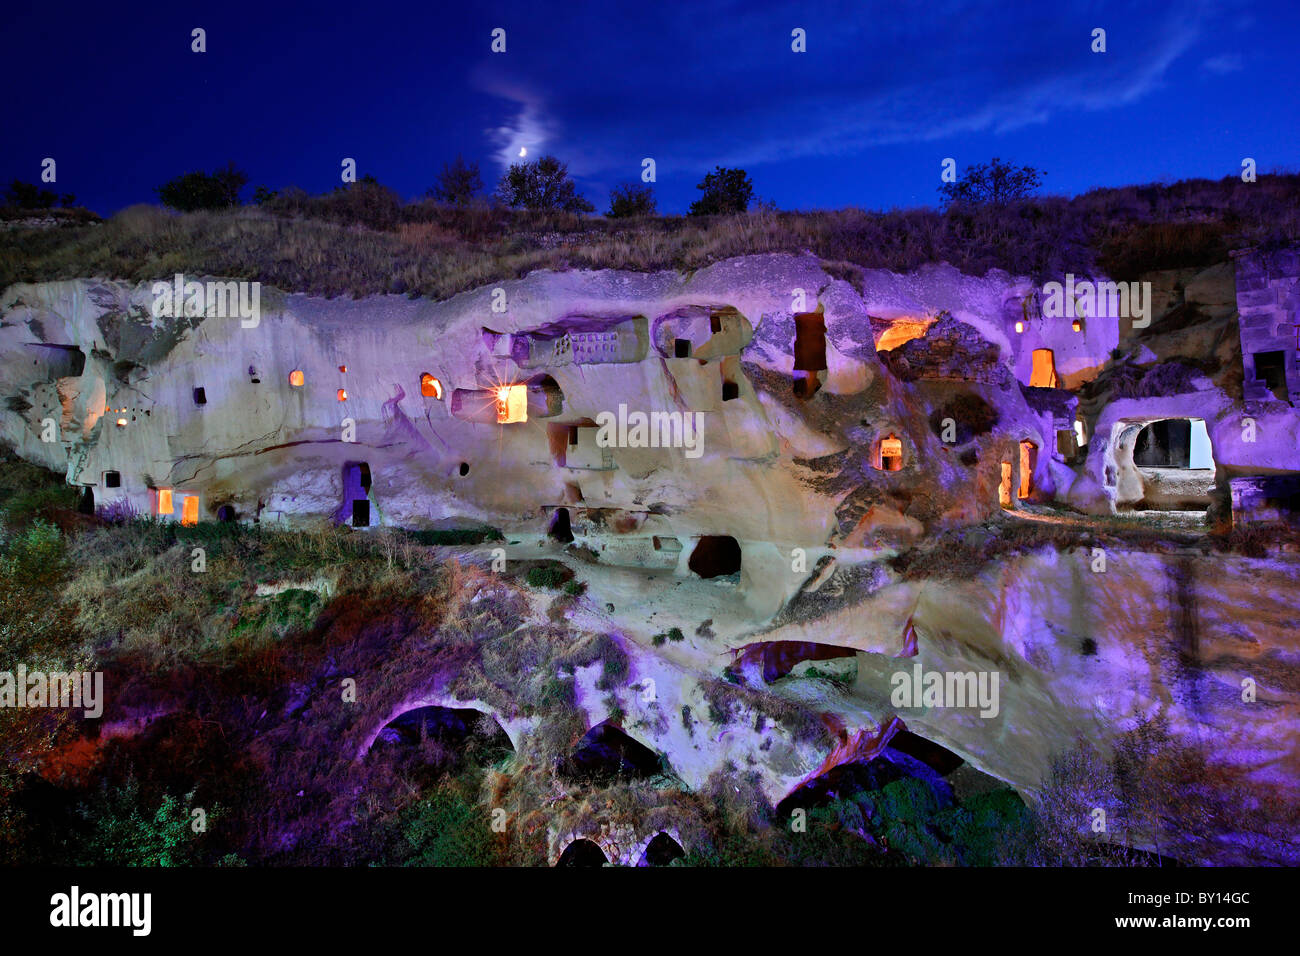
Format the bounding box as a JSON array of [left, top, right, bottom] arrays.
[[4, 174, 1297, 301]]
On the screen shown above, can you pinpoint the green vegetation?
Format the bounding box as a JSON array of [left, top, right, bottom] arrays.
[[650, 626, 684, 646]]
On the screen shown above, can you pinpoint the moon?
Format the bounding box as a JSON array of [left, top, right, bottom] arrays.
[[518, 147, 527, 158]]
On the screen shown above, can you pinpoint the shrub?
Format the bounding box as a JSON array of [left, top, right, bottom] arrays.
[[939, 157, 1044, 208], [428, 156, 483, 206], [156, 162, 248, 211], [689, 166, 754, 216], [607, 182, 656, 218], [66, 778, 215, 866], [392, 785, 504, 866], [526, 565, 566, 588], [495, 155, 594, 213]]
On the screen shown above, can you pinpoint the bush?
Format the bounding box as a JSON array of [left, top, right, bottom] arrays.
[[689, 166, 754, 216], [66, 778, 215, 866], [495, 156, 594, 213], [939, 157, 1043, 208], [428, 156, 483, 206], [391, 785, 504, 866], [607, 182, 656, 218], [526, 565, 566, 588], [156, 162, 248, 211]]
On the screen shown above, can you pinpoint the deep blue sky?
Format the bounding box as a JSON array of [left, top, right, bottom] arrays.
[[8, 0, 1298, 216]]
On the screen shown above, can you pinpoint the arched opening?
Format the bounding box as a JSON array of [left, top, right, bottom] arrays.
[[1029, 348, 1058, 388], [688, 535, 741, 579], [337, 388, 348, 402], [738, 641, 858, 683], [561, 722, 665, 785], [1121, 418, 1216, 511], [371, 705, 513, 776], [548, 507, 574, 543], [556, 839, 607, 867], [419, 373, 443, 399], [216, 505, 236, 523], [289, 369, 304, 387], [637, 832, 685, 867], [999, 461, 1013, 507], [526, 374, 563, 418], [776, 746, 954, 819], [1018, 441, 1037, 499], [458, 462, 470, 477], [887, 729, 964, 776], [875, 433, 903, 472]]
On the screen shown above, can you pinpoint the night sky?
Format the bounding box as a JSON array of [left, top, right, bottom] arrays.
[[8, 0, 1298, 216]]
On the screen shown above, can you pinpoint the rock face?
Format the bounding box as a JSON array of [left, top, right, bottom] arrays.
[[3, 250, 1298, 862]]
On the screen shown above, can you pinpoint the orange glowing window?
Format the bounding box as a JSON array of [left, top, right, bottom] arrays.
[[876, 434, 903, 471], [115, 418, 128, 427], [289, 370, 305, 387], [1029, 348, 1058, 388], [420, 373, 443, 399], [495, 384, 527, 424], [157, 489, 174, 515], [999, 461, 1013, 507], [337, 388, 348, 402], [181, 495, 199, 526], [338, 365, 348, 373]]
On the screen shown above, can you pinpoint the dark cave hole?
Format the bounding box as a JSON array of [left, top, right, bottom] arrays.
[[688, 535, 741, 578], [887, 729, 965, 776], [216, 504, 236, 523], [745, 641, 857, 683], [548, 506, 574, 543], [560, 722, 665, 784], [637, 832, 685, 867], [77, 486, 94, 515], [775, 746, 954, 818], [556, 838, 607, 867], [372, 705, 513, 775]]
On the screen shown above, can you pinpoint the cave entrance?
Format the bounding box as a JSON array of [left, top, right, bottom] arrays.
[[1134, 419, 1212, 470], [1029, 348, 1058, 388], [740, 641, 858, 683], [561, 722, 665, 784], [776, 743, 955, 818], [372, 705, 513, 774], [216, 505, 236, 523], [342, 462, 372, 527], [1018, 441, 1037, 499], [688, 535, 741, 578], [637, 832, 685, 867], [793, 312, 827, 400], [181, 494, 200, 527], [556, 839, 607, 867], [77, 486, 94, 515], [548, 507, 574, 543], [887, 729, 964, 775]]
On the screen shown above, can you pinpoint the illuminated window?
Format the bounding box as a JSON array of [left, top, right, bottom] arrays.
[[289, 370, 304, 387], [1029, 348, 1058, 388], [337, 388, 348, 402], [181, 495, 199, 526], [999, 462, 1013, 507], [1014, 320, 1025, 334], [876, 434, 903, 472], [115, 418, 127, 427], [338, 365, 348, 373], [495, 384, 527, 424], [420, 373, 443, 399], [157, 488, 174, 515], [1071, 318, 1084, 333]]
